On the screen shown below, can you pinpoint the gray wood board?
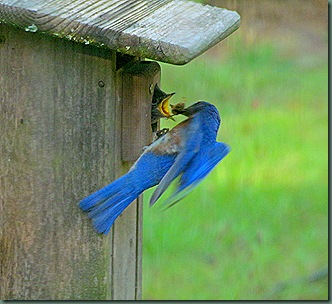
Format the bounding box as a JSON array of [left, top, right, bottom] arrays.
[[0, 0, 240, 64], [0, 24, 116, 299], [0, 24, 149, 300]]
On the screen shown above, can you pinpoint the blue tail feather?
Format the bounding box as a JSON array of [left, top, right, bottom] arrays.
[[91, 195, 138, 234], [78, 174, 141, 234], [87, 192, 126, 219], [79, 176, 125, 211]]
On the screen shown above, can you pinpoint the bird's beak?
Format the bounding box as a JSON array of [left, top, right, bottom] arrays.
[[158, 93, 175, 120]]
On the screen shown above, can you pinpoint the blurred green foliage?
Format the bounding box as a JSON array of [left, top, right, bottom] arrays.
[[142, 38, 327, 300]]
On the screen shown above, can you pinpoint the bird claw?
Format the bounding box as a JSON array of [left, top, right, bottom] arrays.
[[156, 128, 169, 138], [153, 128, 169, 141]]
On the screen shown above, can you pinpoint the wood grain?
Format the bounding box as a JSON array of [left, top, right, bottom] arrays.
[[0, 24, 145, 300], [0, 0, 240, 64], [109, 61, 160, 300], [120, 61, 161, 162]]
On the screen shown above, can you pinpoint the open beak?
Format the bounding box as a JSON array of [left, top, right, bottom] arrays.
[[158, 93, 175, 120]]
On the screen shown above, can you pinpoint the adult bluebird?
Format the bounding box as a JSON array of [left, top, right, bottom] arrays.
[[79, 101, 230, 234]]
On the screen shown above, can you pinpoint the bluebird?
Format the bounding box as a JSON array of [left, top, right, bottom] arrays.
[[79, 101, 230, 234], [151, 84, 175, 132]]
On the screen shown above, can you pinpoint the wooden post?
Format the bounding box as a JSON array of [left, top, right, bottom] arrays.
[[0, 24, 157, 300], [112, 59, 160, 299]]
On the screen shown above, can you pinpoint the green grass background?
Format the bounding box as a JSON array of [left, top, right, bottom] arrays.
[[141, 37, 328, 300]]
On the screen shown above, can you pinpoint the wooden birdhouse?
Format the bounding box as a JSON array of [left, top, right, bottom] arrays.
[[0, 0, 240, 300]]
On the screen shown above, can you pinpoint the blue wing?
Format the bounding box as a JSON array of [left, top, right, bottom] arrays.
[[149, 117, 202, 206], [162, 142, 230, 208]]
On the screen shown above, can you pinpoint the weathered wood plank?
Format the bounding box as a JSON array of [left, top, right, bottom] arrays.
[[111, 61, 160, 299], [0, 24, 132, 300], [0, 0, 240, 64], [120, 61, 161, 162]]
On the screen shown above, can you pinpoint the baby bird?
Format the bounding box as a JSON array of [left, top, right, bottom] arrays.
[[151, 84, 175, 132]]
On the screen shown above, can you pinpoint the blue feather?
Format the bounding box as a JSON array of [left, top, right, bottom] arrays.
[[78, 152, 176, 234], [162, 143, 230, 208]]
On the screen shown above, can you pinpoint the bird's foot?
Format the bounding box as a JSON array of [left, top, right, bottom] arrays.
[[153, 128, 169, 141]]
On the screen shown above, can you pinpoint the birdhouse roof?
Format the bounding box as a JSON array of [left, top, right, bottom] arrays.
[[0, 0, 240, 65]]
